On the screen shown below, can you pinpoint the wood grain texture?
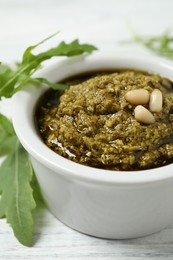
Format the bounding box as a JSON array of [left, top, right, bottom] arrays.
[[1, 207, 173, 259]]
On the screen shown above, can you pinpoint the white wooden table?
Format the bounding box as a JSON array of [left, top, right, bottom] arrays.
[[1, 0, 173, 258], [1, 206, 173, 259]]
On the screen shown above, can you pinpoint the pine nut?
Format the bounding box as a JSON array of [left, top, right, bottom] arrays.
[[134, 105, 155, 124], [125, 89, 149, 105], [149, 89, 163, 112]]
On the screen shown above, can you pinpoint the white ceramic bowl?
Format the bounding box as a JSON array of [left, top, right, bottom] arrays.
[[13, 53, 173, 239]]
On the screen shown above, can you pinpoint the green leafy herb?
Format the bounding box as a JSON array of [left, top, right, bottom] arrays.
[[0, 140, 35, 246], [0, 35, 97, 246], [0, 114, 17, 156], [0, 34, 97, 99], [123, 30, 173, 58]]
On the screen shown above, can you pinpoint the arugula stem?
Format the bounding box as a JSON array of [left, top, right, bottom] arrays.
[[14, 140, 21, 227]]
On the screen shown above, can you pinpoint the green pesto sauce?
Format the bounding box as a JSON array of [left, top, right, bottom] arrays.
[[35, 70, 173, 171]]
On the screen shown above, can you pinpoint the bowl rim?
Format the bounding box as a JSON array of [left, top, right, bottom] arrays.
[[12, 53, 173, 185]]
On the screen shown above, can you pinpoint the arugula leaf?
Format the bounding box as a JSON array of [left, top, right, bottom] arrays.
[[0, 140, 36, 246], [0, 113, 43, 246], [0, 37, 97, 99], [0, 114, 17, 156], [30, 77, 69, 90], [21, 32, 59, 65], [0, 65, 15, 98], [123, 30, 173, 58], [31, 171, 44, 208], [0, 35, 97, 246]]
